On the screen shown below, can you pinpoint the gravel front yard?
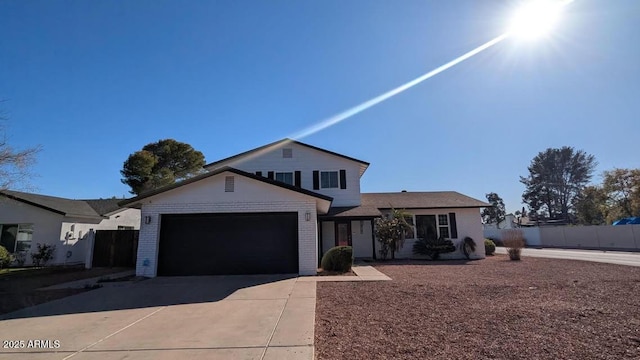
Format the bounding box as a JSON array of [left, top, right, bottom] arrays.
[[0, 266, 129, 315], [315, 255, 640, 360]]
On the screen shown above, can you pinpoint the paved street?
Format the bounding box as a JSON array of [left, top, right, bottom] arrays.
[[496, 247, 640, 267]]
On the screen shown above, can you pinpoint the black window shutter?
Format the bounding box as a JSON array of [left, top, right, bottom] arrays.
[[339, 170, 347, 189], [449, 213, 458, 239], [256, 171, 262, 177], [267, 171, 274, 180], [312, 171, 320, 190], [294, 171, 301, 187]]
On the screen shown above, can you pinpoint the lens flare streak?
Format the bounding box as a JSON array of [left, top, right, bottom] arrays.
[[289, 33, 509, 140]]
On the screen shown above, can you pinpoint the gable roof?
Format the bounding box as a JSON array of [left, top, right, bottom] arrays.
[[0, 190, 106, 219], [119, 166, 333, 208], [362, 192, 490, 209], [203, 138, 370, 176]]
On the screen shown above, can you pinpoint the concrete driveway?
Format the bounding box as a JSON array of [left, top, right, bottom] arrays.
[[0, 275, 315, 360]]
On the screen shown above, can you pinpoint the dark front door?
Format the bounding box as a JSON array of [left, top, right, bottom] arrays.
[[158, 212, 298, 276], [335, 221, 351, 246]]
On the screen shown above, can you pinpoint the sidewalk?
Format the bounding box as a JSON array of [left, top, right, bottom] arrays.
[[297, 265, 391, 282], [496, 247, 640, 267]]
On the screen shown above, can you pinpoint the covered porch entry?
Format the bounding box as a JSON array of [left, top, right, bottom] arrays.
[[318, 206, 381, 264]]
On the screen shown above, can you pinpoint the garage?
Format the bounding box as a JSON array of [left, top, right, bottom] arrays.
[[157, 212, 299, 276]]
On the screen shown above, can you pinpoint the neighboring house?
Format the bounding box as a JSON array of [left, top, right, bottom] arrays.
[[0, 191, 140, 266], [483, 213, 520, 230], [121, 139, 489, 278]]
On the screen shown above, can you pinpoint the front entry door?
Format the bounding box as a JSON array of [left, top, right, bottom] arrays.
[[335, 221, 352, 246]]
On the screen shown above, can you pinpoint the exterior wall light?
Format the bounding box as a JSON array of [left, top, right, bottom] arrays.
[[144, 216, 152, 224], [305, 211, 311, 221]]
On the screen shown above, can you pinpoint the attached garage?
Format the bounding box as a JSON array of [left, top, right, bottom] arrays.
[[119, 167, 332, 277], [158, 212, 298, 276]]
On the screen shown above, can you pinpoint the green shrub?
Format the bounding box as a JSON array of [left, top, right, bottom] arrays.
[[321, 246, 353, 272], [0, 246, 10, 269], [31, 243, 55, 267], [413, 237, 455, 260], [461, 237, 476, 260], [484, 239, 496, 256]]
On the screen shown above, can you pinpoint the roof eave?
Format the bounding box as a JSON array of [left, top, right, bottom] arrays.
[[204, 138, 370, 170], [119, 166, 334, 207]]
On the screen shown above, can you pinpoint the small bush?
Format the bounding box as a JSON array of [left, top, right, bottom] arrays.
[[413, 237, 456, 260], [12, 251, 27, 266], [31, 243, 56, 267], [461, 237, 476, 260], [484, 239, 496, 256], [321, 246, 353, 272], [503, 230, 525, 261], [0, 246, 11, 269]]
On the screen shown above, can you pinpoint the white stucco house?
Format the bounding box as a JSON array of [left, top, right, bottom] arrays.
[[121, 139, 489, 277], [0, 191, 140, 266]]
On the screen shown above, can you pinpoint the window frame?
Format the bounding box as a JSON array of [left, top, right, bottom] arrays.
[[275, 172, 294, 185], [320, 171, 339, 189], [0, 223, 33, 253], [403, 214, 415, 239], [414, 214, 456, 240]]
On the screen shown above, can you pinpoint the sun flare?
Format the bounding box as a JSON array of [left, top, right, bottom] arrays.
[[508, 0, 565, 40]]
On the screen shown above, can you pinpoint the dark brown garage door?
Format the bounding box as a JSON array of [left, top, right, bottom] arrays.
[[158, 212, 298, 276]]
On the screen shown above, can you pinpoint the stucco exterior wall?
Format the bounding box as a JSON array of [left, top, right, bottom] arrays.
[[94, 208, 141, 230], [0, 198, 64, 265], [375, 208, 485, 260], [135, 172, 320, 277], [208, 142, 363, 207]]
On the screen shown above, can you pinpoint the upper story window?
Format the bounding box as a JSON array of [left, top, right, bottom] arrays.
[[313, 169, 346, 190], [275, 172, 294, 185], [320, 171, 339, 188]]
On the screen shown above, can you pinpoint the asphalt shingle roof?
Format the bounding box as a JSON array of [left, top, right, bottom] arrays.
[[83, 199, 125, 216], [323, 191, 490, 218], [0, 190, 125, 218], [362, 191, 490, 209]]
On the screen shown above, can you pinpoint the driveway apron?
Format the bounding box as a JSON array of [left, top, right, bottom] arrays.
[[0, 274, 315, 360]]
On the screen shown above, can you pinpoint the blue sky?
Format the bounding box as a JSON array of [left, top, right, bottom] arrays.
[[1, 0, 638, 213]]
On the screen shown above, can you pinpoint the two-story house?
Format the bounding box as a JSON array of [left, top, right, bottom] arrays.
[[121, 139, 489, 277]]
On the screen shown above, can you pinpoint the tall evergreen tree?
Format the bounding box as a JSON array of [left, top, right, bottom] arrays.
[[121, 139, 205, 195], [520, 147, 596, 222]]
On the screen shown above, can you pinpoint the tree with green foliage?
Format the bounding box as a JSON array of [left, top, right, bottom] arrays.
[[121, 139, 206, 195], [374, 208, 413, 260], [574, 185, 608, 225], [481, 192, 506, 227], [520, 147, 597, 222], [602, 168, 640, 220]]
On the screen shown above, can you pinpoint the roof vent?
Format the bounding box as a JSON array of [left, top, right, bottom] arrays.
[[282, 148, 293, 158], [225, 176, 235, 192], [401, 190, 407, 192]]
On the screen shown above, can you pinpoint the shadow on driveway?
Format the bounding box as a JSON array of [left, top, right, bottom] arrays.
[[0, 274, 296, 321]]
